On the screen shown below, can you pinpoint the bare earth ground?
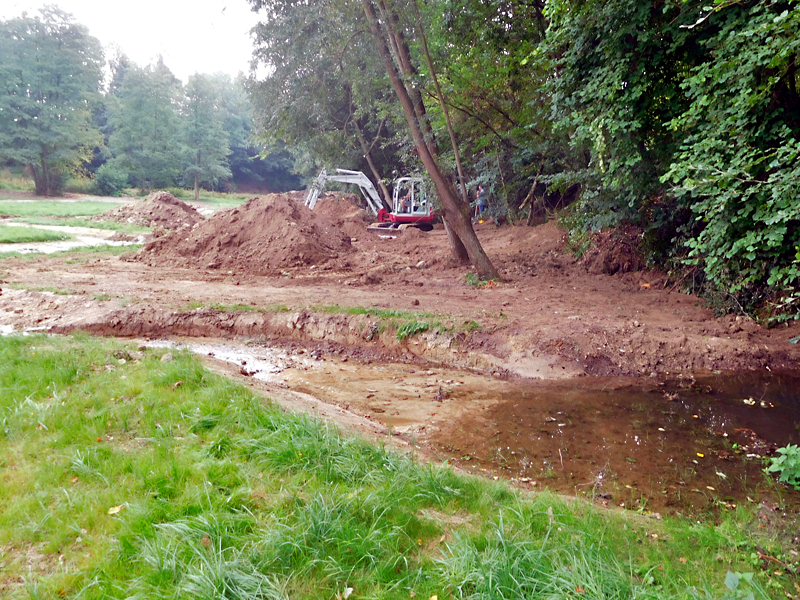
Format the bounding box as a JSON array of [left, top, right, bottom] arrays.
[[1, 192, 799, 517]]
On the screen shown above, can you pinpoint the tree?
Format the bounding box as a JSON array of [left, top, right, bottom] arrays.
[[107, 58, 185, 191], [0, 7, 103, 196], [247, 0, 499, 278], [182, 74, 232, 201], [360, 0, 499, 279], [247, 0, 400, 202]]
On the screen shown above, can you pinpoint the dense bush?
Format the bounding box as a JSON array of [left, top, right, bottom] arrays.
[[93, 162, 129, 196]]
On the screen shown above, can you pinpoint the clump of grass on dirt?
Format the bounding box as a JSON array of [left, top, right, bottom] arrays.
[[0, 225, 70, 244], [0, 244, 142, 262], [5, 283, 75, 295], [0, 333, 793, 599]]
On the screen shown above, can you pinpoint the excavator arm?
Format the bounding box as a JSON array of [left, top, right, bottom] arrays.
[[304, 168, 386, 216]]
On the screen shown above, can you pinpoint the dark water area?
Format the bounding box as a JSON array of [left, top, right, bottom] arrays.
[[439, 370, 800, 516]]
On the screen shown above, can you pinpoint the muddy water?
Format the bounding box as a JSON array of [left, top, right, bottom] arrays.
[[157, 339, 800, 516], [444, 372, 800, 515]]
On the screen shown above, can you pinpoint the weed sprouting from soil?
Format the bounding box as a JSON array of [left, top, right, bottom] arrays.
[[0, 334, 794, 599]]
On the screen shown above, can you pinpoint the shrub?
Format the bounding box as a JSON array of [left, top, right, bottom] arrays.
[[94, 163, 129, 197], [765, 444, 800, 490]]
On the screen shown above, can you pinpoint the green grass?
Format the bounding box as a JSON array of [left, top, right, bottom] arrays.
[[0, 200, 121, 218], [0, 333, 795, 599], [14, 216, 150, 234], [0, 244, 141, 262], [0, 225, 70, 244], [5, 283, 76, 295]]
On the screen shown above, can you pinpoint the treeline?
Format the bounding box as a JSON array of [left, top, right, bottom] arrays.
[[0, 7, 301, 200], [247, 0, 800, 320]]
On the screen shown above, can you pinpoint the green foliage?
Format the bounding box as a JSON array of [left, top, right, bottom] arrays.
[[94, 163, 129, 196], [0, 168, 35, 192], [106, 59, 186, 192], [0, 8, 104, 196], [723, 571, 756, 600], [765, 444, 800, 490], [539, 0, 800, 320], [663, 2, 800, 321], [246, 0, 404, 178], [182, 74, 232, 200]]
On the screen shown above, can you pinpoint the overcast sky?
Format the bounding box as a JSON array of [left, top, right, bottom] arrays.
[[0, 0, 264, 82]]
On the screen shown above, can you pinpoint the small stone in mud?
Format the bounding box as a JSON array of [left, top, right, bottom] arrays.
[[412, 299, 420, 306], [160, 353, 173, 362]]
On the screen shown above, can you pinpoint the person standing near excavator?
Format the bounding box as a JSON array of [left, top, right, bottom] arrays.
[[474, 185, 487, 222]]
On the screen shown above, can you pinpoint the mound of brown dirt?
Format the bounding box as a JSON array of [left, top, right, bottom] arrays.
[[135, 193, 352, 274], [313, 193, 374, 239], [579, 225, 645, 275], [94, 191, 204, 229]]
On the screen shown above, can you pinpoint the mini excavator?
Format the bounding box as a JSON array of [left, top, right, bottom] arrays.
[[304, 168, 435, 231]]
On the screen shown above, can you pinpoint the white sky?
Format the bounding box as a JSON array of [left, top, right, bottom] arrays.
[[0, 0, 264, 83]]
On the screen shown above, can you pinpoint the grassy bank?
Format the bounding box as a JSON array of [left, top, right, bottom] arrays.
[[0, 334, 792, 599], [0, 201, 120, 218], [0, 225, 69, 244]]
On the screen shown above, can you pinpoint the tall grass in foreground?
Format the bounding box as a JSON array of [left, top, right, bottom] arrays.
[[0, 334, 788, 599]]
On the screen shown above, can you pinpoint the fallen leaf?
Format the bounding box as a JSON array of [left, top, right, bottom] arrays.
[[575, 586, 586, 593], [640, 283, 651, 289], [342, 587, 353, 599], [107, 504, 125, 515], [172, 380, 184, 389], [430, 596, 438, 600], [679, 557, 688, 563], [71, 476, 79, 483]]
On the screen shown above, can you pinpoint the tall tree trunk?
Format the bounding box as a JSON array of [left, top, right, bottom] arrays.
[[353, 122, 392, 207], [40, 145, 52, 196], [362, 0, 499, 280], [412, 0, 468, 204], [194, 151, 200, 202], [376, 0, 437, 153], [442, 219, 469, 263]]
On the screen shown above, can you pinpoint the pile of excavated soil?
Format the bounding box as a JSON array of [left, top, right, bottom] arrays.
[[94, 191, 204, 229], [313, 193, 374, 238], [135, 192, 352, 274]]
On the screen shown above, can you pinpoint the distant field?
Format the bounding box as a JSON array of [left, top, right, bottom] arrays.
[[0, 224, 70, 243], [14, 216, 150, 234], [0, 200, 121, 217]]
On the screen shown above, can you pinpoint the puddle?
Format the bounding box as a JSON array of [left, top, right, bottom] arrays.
[[145, 338, 800, 516], [442, 372, 800, 515], [146, 340, 314, 383]]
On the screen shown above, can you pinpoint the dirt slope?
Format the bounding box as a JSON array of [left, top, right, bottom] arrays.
[[94, 191, 204, 229]]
